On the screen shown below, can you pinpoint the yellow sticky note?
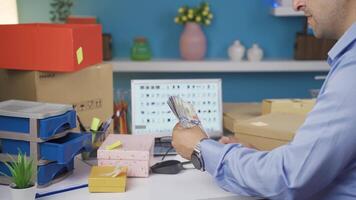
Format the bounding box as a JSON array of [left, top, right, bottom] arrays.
[[76, 47, 84, 64], [106, 140, 122, 150]]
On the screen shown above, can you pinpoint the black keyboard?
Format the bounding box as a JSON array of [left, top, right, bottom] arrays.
[[154, 140, 176, 156]]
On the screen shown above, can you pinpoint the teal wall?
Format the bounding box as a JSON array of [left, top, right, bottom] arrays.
[[71, 0, 304, 59], [16, 0, 327, 102], [17, 0, 51, 23]]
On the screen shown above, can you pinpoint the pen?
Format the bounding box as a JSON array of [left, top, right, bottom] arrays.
[[98, 122, 104, 131], [100, 114, 116, 132], [77, 115, 87, 132], [35, 184, 88, 198]]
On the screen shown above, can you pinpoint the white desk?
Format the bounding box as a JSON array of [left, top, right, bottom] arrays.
[[0, 157, 256, 200]]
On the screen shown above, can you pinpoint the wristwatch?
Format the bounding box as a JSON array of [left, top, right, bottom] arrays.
[[191, 139, 208, 171]]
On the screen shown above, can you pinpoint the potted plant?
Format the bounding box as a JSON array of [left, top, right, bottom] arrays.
[[50, 0, 74, 23], [0, 152, 36, 200], [174, 2, 214, 60]]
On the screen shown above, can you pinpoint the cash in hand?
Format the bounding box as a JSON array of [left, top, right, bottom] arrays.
[[167, 96, 206, 133]]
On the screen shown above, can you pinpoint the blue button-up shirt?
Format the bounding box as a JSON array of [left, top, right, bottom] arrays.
[[201, 23, 356, 200]]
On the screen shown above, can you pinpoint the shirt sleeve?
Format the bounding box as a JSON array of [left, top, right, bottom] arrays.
[[200, 58, 356, 199]]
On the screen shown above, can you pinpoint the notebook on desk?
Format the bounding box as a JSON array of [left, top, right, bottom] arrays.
[[131, 79, 223, 156]]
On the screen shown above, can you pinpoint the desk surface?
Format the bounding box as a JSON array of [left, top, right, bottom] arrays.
[[0, 156, 255, 200]]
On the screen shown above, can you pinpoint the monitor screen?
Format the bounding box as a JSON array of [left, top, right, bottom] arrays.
[[131, 79, 223, 138]]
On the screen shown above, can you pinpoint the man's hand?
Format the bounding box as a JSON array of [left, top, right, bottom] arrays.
[[219, 135, 240, 144], [171, 123, 208, 160], [219, 136, 258, 150]]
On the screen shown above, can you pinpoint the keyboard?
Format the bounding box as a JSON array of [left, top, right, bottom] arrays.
[[154, 142, 177, 156]]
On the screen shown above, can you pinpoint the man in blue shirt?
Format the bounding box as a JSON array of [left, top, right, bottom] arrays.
[[172, 0, 356, 199]]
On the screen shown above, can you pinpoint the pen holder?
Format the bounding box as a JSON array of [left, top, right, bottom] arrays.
[[82, 130, 109, 160]]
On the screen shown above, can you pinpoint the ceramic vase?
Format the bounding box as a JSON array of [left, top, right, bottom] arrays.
[[9, 183, 37, 200], [228, 40, 245, 61], [247, 44, 263, 62], [180, 22, 206, 60]]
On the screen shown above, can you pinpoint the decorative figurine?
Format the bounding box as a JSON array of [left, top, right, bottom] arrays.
[[228, 40, 245, 61], [247, 43, 263, 62]]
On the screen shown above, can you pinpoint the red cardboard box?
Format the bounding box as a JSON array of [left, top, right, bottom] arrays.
[[66, 16, 97, 24], [0, 23, 103, 72]]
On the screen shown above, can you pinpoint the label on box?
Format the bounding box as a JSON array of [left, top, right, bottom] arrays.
[[39, 73, 56, 79], [73, 98, 103, 112]]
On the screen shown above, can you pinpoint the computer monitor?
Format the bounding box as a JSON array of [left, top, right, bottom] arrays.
[[131, 79, 223, 138]]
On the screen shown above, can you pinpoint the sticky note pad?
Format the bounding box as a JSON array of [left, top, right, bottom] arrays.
[[91, 117, 101, 131], [106, 140, 122, 150], [76, 47, 84, 64], [88, 166, 127, 193]]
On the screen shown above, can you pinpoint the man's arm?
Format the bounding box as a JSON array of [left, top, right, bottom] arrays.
[[201, 63, 356, 199], [173, 59, 356, 199]]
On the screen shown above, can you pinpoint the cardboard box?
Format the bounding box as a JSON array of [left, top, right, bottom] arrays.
[[234, 113, 306, 151], [88, 166, 128, 193], [0, 63, 113, 132], [223, 103, 261, 133], [97, 134, 154, 177], [0, 23, 102, 72], [66, 16, 97, 24], [262, 99, 315, 115]]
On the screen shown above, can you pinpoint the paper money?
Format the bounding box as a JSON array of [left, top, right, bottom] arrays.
[[167, 96, 206, 132]]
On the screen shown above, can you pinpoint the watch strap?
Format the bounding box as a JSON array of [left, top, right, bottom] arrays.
[[192, 138, 209, 171]]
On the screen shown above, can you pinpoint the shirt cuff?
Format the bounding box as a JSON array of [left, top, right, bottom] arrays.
[[200, 139, 225, 175]]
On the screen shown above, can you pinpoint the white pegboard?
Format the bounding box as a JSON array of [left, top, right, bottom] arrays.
[[131, 79, 223, 138]]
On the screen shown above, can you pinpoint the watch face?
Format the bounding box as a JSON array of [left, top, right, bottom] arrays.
[[191, 153, 202, 170]]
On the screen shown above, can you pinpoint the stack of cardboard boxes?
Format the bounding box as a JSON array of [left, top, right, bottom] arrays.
[[0, 23, 113, 132], [223, 99, 316, 150]]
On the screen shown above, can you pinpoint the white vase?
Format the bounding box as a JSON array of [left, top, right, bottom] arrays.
[[228, 40, 245, 61], [9, 183, 37, 200], [247, 44, 263, 62]]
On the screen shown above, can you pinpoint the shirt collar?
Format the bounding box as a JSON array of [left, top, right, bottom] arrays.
[[328, 23, 356, 62]]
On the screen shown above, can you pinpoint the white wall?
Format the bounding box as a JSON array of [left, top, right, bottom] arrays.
[[0, 0, 18, 24]]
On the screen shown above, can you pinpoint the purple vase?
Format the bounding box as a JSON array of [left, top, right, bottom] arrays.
[[180, 22, 207, 60]]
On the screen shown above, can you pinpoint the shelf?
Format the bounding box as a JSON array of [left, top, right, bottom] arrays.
[[109, 59, 329, 73], [271, 6, 304, 17]]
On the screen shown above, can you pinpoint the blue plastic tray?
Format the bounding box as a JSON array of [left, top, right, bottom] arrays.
[[37, 159, 74, 186], [0, 159, 74, 186], [0, 162, 10, 176], [1, 132, 92, 164], [0, 110, 76, 140]]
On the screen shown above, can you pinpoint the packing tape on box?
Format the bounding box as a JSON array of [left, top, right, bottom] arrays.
[[250, 121, 268, 127]]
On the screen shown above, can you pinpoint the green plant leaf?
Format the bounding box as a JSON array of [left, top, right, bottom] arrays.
[[2, 152, 35, 189]]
